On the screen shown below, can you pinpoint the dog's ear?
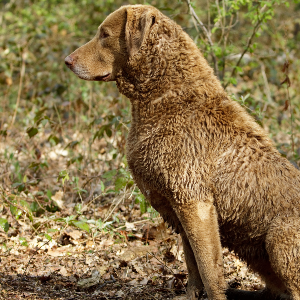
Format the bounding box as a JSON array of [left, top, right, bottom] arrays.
[[125, 6, 156, 57]]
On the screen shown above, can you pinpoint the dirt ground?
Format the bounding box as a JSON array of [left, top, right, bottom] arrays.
[[0, 131, 264, 300], [0, 216, 264, 300]]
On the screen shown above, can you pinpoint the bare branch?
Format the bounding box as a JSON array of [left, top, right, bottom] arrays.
[[186, 0, 219, 78], [215, 0, 225, 42], [224, 4, 267, 89], [11, 51, 26, 126], [260, 61, 273, 111]]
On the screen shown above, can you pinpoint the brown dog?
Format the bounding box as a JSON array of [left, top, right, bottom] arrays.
[[65, 5, 300, 300]]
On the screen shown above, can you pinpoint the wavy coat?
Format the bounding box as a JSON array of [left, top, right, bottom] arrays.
[[65, 5, 300, 300]]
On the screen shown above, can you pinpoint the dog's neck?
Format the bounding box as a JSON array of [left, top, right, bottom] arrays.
[[115, 57, 171, 102], [116, 23, 226, 122], [117, 25, 224, 97]]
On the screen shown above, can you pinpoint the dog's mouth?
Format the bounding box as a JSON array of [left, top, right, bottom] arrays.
[[65, 62, 111, 82], [94, 73, 111, 81]]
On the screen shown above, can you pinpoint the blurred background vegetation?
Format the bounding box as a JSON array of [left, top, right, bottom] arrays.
[[1, 0, 300, 238]]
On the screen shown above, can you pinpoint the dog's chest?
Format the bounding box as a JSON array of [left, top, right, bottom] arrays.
[[125, 122, 176, 199], [126, 121, 213, 205], [126, 129, 158, 203], [126, 126, 154, 179]]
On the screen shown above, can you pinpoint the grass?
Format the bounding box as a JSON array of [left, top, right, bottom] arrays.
[[1, 0, 300, 247]]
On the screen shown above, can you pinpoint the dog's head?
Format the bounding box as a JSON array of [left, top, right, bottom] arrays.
[[65, 5, 161, 82]]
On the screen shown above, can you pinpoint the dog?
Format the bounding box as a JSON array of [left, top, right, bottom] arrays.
[[65, 5, 300, 300]]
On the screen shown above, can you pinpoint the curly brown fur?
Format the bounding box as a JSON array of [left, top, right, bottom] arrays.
[[65, 5, 300, 300]]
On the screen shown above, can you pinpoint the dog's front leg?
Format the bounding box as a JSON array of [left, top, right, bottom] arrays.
[[174, 200, 226, 300]]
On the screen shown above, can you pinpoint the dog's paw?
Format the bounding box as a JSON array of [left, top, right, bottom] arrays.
[[186, 284, 204, 300]]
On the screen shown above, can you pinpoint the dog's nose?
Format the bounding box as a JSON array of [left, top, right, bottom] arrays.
[[65, 55, 74, 66]]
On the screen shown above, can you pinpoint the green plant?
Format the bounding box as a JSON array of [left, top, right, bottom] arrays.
[[0, 0, 299, 247]]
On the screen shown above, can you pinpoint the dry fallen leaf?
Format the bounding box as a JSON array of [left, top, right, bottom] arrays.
[[119, 245, 158, 261], [48, 249, 65, 257], [66, 228, 83, 240], [128, 279, 138, 286], [125, 222, 137, 231], [60, 266, 69, 276], [86, 240, 95, 247], [77, 269, 102, 289], [139, 277, 148, 285], [52, 190, 64, 209], [98, 265, 109, 276], [115, 290, 125, 297], [98, 237, 114, 249]]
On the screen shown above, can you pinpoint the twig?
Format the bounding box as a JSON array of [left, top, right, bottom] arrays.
[[260, 62, 273, 111], [113, 217, 161, 231], [54, 103, 63, 132], [224, 4, 267, 89], [215, 0, 224, 42], [4, 197, 29, 215], [103, 185, 135, 223], [288, 85, 294, 153], [185, 0, 219, 78], [221, 13, 234, 80], [148, 251, 186, 293], [148, 252, 175, 274], [11, 51, 26, 126], [120, 121, 130, 131], [82, 175, 101, 189], [98, 275, 116, 289], [83, 190, 102, 208], [281, 60, 294, 153], [280, 23, 295, 154]]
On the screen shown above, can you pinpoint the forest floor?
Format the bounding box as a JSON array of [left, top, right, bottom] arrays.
[[1, 0, 299, 298], [0, 197, 264, 300], [0, 128, 266, 300]]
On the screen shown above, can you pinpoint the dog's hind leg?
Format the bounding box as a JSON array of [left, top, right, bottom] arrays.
[[265, 216, 300, 300]]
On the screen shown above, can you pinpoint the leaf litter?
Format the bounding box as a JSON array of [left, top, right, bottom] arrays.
[[0, 209, 264, 299], [0, 131, 264, 299]]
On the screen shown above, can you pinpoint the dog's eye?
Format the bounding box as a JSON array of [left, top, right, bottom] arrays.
[[100, 31, 109, 39]]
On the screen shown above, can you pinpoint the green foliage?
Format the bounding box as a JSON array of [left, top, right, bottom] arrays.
[[57, 170, 70, 186], [44, 233, 52, 241], [0, 0, 299, 245], [135, 192, 148, 215], [72, 220, 90, 233], [19, 237, 28, 247], [0, 218, 9, 233], [26, 127, 38, 138]]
